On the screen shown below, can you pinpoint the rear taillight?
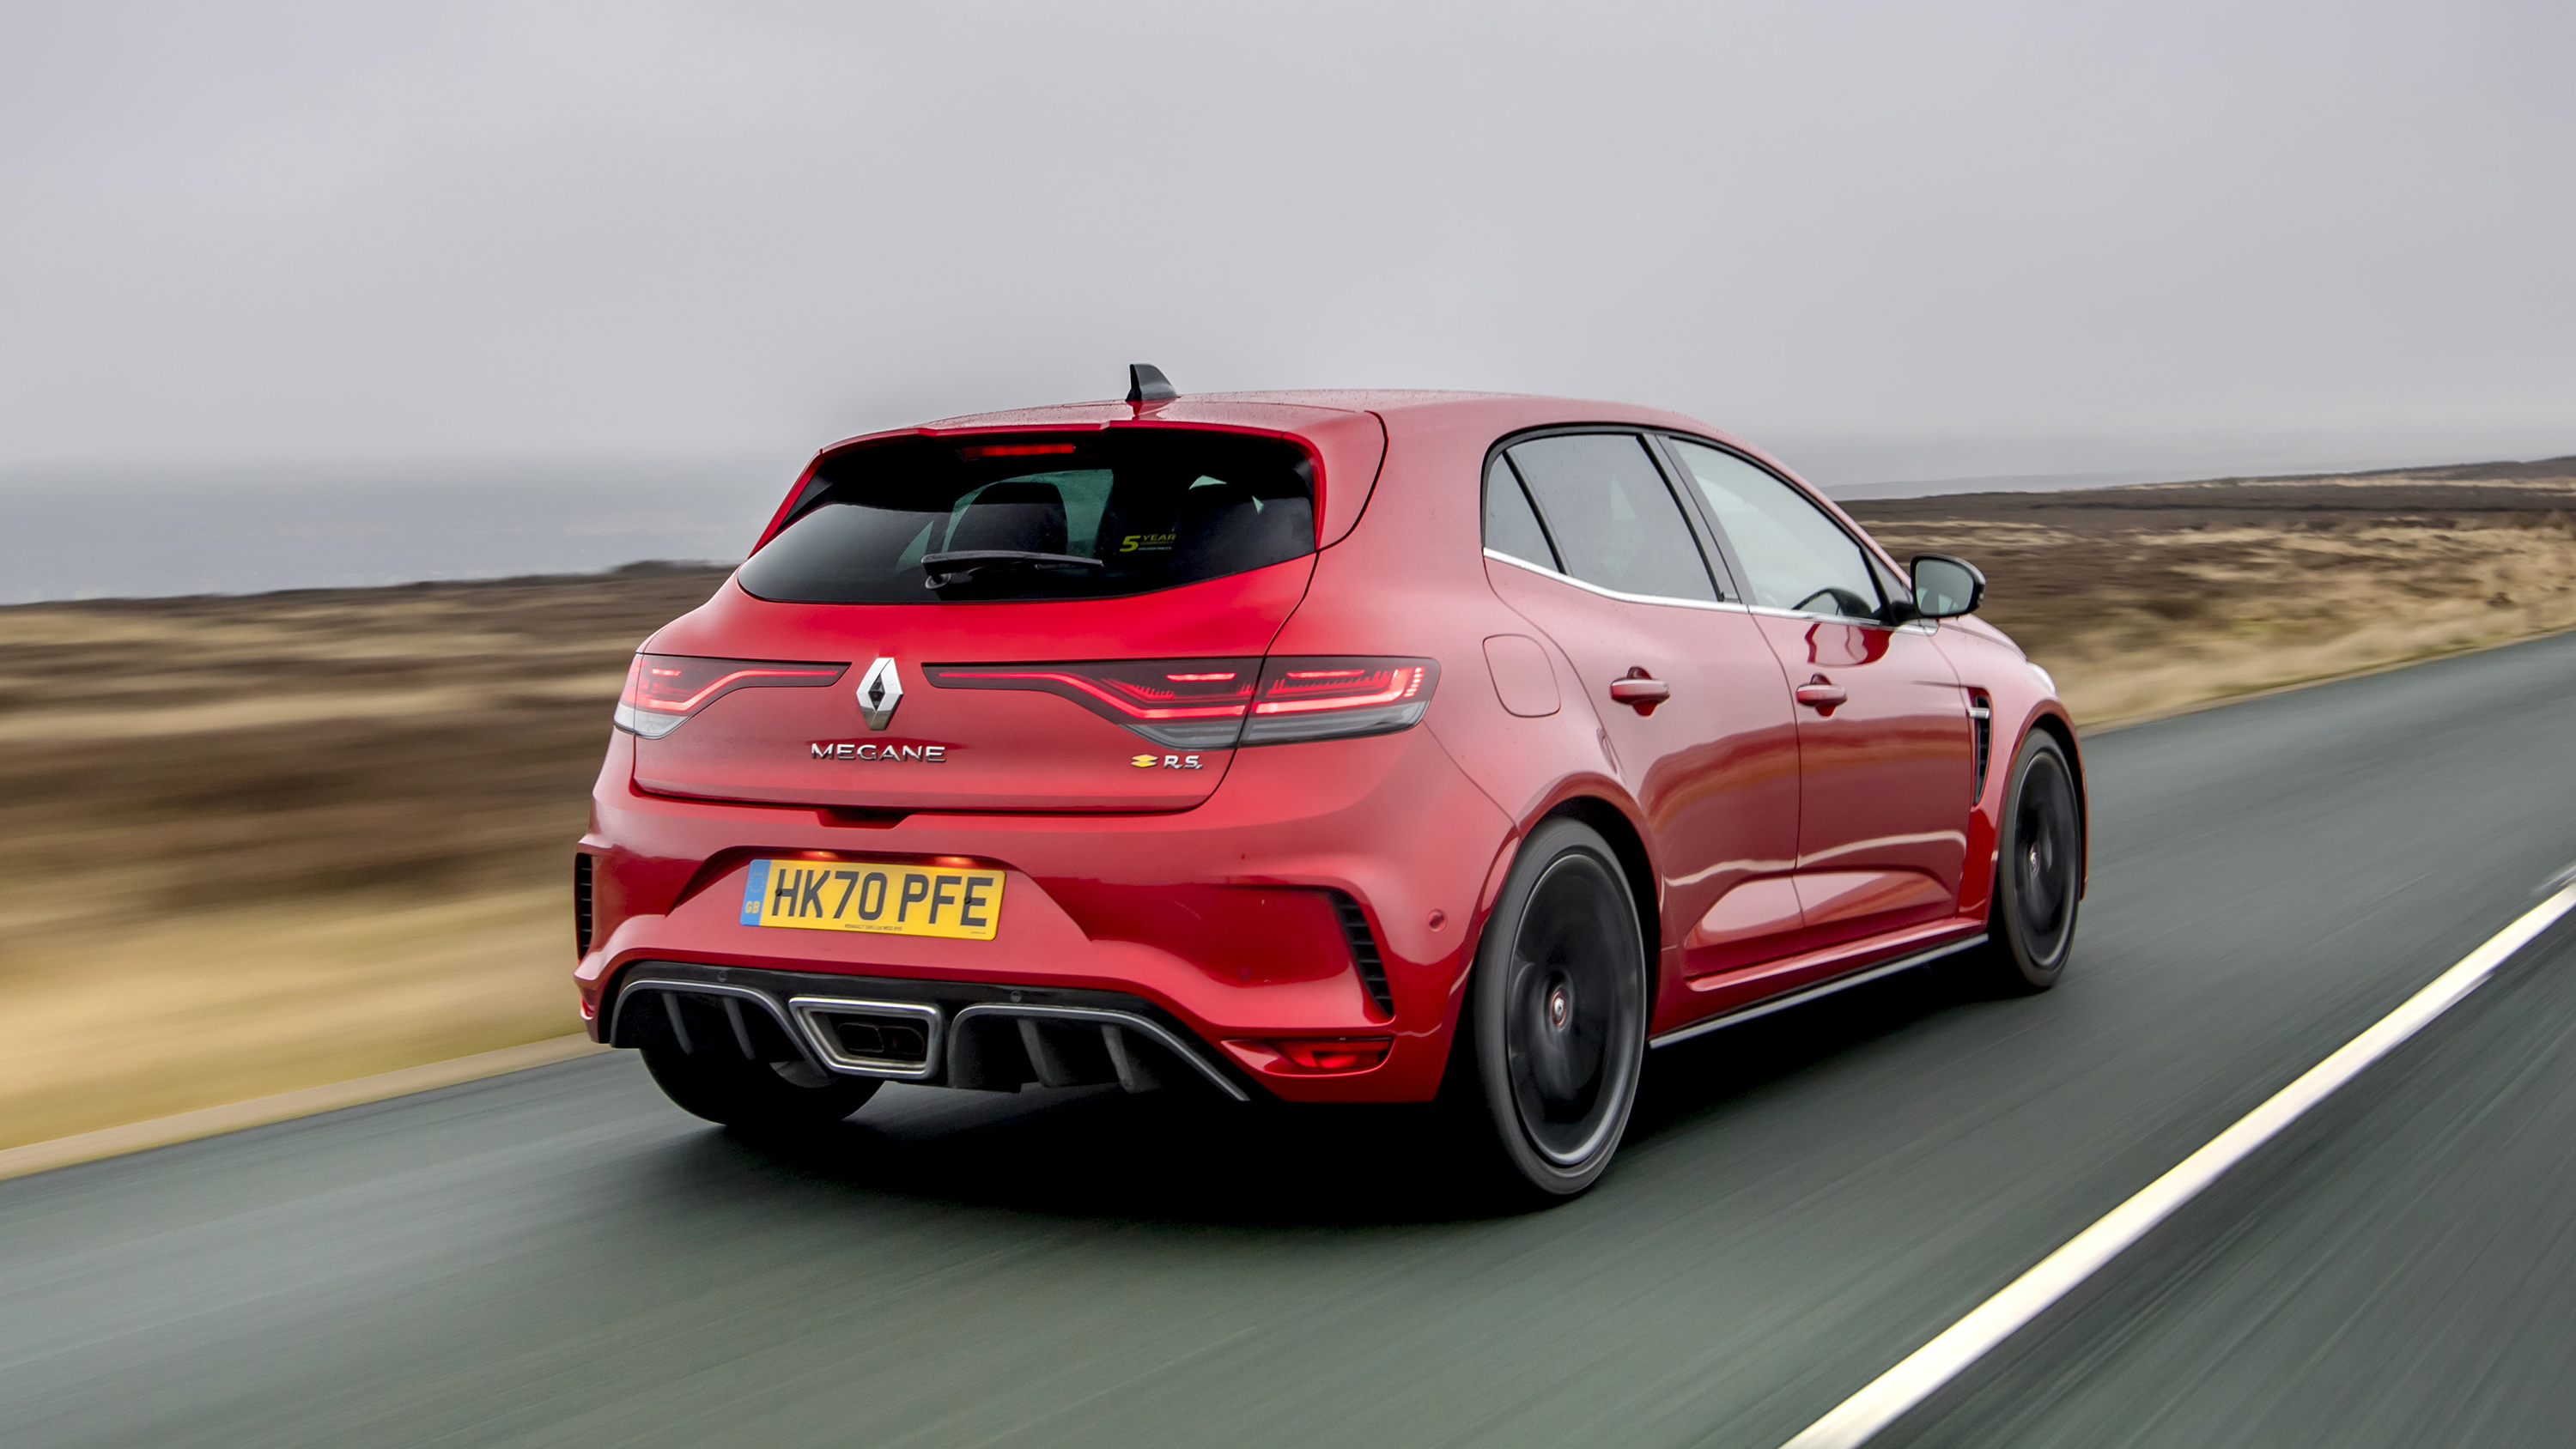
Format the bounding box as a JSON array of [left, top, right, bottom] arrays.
[[1242, 657, 1437, 744], [923, 656, 1436, 748], [923, 658, 1260, 748], [613, 652, 848, 738]]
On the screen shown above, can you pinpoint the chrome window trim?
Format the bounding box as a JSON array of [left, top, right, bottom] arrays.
[[1745, 603, 1869, 622], [1488, 548, 1932, 631], [787, 995, 946, 1079], [950, 1003, 1249, 1100], [1647, 933, 1990, 1049], [1483, 549, 1750, 615], [1741, 601, 1937, 632]]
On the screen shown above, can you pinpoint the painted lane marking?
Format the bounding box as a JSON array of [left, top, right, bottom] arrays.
[[1779, 873, 2576, 1449]]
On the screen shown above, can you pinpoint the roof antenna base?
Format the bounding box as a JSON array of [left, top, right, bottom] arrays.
[[1126, 363, 1178, 406]]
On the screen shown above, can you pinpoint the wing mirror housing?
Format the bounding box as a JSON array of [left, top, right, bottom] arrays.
[[1906, 554, 1985, 620]]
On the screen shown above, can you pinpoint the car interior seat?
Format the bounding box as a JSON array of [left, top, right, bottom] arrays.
[[1174, 478, 1309, 574], [945, 480, 1070, 555]]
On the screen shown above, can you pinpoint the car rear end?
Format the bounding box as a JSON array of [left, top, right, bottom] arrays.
[[574, 403, 1510, 1106]]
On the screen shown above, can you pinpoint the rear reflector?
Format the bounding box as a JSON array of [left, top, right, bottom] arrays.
[[614, 653, 848, 738], [924, 657, 1437, 749], [1224, 1037, 1394, 1074]]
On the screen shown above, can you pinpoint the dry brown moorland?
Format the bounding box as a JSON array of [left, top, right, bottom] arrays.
[[1847, 457, 2576, 722], [2, 458, 2570, 1146]]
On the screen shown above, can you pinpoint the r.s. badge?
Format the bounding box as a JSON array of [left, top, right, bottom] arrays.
[[1131, 754, 1204, 770]]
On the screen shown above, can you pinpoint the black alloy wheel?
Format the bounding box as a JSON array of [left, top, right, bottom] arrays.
[[641, 1008, 881, 1131], [1981, 731, 2082, 992], [1458, 817, 1649, 1200]]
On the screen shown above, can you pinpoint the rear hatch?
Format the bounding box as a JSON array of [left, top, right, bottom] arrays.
[[627, 424, 1330, 812]]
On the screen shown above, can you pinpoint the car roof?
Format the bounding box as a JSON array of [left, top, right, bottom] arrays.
[[898, 388, 1728, 443], [828, 388, 1786, 478]]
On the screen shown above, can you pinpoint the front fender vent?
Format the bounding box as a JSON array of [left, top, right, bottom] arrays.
[[1968, 691, 1993, 801], [1329, 891, 1394, 1019]]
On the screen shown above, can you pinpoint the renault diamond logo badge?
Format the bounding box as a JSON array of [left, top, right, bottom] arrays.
[[855, 657, 903, 731]]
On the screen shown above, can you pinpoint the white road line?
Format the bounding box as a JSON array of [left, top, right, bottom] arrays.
[[1779, 876, 2576, 1449]]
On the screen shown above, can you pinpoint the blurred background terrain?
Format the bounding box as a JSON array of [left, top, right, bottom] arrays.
[[1851, 457, 2576, 720], [0, 566, 720, 1144], [3, 458, 2569, 1147]]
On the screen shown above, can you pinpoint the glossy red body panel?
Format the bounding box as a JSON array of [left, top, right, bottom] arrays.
[[1750, 613, 1975, 946], [1481, 559, 1804, 991], [582, 721, 1507, 1101], [580, 390, 2084, 1101], [636, 559, 1314, 811]]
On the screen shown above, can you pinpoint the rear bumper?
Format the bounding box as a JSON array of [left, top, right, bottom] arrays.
[[609, 961, 1255, 1099], [575, 723, 1515, 1103]]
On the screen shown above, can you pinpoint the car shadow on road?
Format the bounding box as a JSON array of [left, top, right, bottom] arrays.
[[676, 959, 1997, 1230]]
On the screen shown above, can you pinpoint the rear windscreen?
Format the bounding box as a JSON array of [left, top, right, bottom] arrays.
[[735, 431, 1317, 604]]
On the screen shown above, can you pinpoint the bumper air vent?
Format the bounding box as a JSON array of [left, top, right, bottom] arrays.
[[1330, 891, 1395, 1018], [574, 852, 595, 955], [945, 1004, 1247, 1099], [1968, 691, 1993, 801], [607, 969, 1253, 1100]]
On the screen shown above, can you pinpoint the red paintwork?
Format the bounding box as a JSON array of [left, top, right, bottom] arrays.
[[636, 559, 1315, 812], [578, 390, 2083, 1100]]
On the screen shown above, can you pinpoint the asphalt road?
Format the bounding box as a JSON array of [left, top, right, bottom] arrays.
[[9, 632, 2576, 1449]]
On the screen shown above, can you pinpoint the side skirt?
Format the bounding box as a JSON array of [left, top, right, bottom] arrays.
[[1648, 933, 1989, 1050]]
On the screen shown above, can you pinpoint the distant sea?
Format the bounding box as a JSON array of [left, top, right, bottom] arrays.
[[0, 459, 790, 604], [4, 430, 2567, 603]]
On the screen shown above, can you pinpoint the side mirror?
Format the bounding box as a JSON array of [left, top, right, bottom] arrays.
[[1909, 554, 1984, 619]]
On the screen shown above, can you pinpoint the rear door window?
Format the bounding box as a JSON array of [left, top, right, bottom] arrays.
[[737, 431, 1315, 603], [1504, 433, 1718, 603]]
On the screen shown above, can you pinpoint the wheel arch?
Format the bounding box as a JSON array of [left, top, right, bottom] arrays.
[[1535, 795, 1662, 969]]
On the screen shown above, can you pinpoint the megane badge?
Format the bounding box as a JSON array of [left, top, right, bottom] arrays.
[[855, 657, 903, 731]]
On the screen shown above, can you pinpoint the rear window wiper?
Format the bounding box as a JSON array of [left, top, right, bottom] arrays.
[[918, 550, 1109, 589]]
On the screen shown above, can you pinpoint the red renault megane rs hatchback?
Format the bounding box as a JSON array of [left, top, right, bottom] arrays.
[[575, 368, 2084, 1197]]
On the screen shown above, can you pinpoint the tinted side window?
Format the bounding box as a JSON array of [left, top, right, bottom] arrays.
[[1506, 433, 1716, 603], [1482, 454, 1558, 568], [1667, 439, 1882, 619]]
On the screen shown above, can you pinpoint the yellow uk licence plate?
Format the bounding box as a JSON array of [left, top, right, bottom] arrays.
[[739, 858, 1005, 940]]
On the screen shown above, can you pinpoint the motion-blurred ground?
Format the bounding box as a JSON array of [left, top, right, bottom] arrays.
[[1, 461, 2569, 1147]]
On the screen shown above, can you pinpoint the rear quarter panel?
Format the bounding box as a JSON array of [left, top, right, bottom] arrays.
[[1284, 403, 1669, 1035]]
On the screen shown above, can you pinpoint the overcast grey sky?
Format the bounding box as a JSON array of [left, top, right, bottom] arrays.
[[3, 0, 2571, 484]]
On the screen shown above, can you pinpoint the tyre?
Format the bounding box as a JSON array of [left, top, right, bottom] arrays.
[[1978, 730, 2082, 992], [641, 1032, 881, 1131], [1455, 817, 1649, 1201]]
